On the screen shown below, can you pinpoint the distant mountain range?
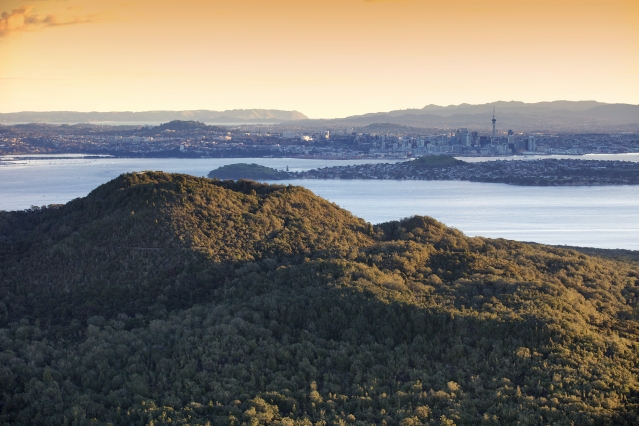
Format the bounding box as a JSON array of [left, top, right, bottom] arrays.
[[0, 109, 308, 124], [299, 101, 639, 132], [1, 101, 637, 131]]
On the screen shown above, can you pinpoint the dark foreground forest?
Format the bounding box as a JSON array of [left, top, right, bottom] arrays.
[[0, 173, 638, 425]]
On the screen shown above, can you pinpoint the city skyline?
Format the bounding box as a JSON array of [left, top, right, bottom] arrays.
[[1, 0, 638, 117]]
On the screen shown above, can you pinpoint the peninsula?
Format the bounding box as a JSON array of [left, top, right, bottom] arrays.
[[297, 157, 639, 185], [211, 157, 639, 186]]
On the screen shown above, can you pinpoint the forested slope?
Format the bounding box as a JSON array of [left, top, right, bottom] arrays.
[[0, 172, 638, 425]]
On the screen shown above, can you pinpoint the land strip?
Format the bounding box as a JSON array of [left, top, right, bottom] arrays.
[[292, 157, 639, 186]]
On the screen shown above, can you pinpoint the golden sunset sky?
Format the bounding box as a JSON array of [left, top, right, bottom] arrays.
[[1, 0, 638, 117]]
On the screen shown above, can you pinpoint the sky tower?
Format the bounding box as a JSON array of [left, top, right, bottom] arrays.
[[491, 107, 497, 143]]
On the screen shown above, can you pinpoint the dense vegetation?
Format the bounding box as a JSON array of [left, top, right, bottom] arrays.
[[208, 164, 290, 180], [1, 172, 638, 425]]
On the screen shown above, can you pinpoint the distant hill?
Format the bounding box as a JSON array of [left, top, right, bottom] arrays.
[[155, 120, 211, 131], [0, 173, 638, 424], [0, 109, 308, 124], [355, 122, 432, 134], [298, 101, 639, 132]]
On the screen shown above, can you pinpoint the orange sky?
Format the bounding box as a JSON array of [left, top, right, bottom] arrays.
[[1, 0, 638, 118]]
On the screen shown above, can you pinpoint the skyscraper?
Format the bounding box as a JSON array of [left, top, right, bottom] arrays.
[[471, 131, 478, 144], [457, 128, 469, 146], [491, 107, 497, 144]]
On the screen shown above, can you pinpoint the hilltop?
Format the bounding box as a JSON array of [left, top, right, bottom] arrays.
[[0, 173, 638, 425], [155, 120, 211, 131]]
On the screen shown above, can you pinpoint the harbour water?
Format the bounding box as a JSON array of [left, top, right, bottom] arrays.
[[1, 156, 639, 250]]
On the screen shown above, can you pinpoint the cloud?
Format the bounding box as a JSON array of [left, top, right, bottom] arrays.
[[0, 5, 100, 38]]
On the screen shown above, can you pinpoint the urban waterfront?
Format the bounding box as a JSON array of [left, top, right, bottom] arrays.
[[2, 156, 639, 250]]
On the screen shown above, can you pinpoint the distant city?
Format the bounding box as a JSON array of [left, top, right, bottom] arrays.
[[1, 116, 637, 160]]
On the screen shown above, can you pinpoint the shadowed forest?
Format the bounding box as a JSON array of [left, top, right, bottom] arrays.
[[0, 172, 638, 425]]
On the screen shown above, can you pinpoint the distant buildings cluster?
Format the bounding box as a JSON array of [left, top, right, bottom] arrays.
[[355, 112, 540, 157], [278, 113, 542, 157]]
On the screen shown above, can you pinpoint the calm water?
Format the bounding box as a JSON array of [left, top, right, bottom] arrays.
[[0, 157, 400, 209], [1, 156, 638, 250], [287, 180, 639, 250]]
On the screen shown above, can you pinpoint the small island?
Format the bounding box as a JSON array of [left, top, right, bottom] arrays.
[[208, 163, 290, 180]]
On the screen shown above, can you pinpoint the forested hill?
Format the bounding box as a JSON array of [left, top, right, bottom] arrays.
[[1, 173, 638, 425]]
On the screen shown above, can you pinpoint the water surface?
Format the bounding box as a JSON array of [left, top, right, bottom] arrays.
[[1, 156, 638, 250]]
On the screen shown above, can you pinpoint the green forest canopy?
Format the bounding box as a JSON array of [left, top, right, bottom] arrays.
[[0, 172, 638, 425]]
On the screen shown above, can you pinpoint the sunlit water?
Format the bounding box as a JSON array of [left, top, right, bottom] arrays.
[[1, 156, 638, 250]]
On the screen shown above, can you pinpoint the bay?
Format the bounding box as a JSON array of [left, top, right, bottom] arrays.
[[0, 157, 400, 210], [286, 180, 639, 250], [1, 156, 638, 250]]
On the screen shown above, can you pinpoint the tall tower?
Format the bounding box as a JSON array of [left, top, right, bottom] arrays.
[[491, 107, 497, 144]]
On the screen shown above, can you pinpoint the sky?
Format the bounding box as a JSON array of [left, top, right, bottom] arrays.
[[1, 0, 638, 118]]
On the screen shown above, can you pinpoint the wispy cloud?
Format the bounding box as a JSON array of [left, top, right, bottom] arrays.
[[0, 5, 102, 38]]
